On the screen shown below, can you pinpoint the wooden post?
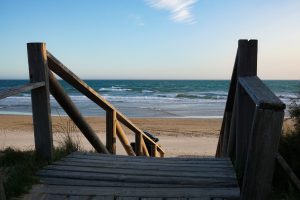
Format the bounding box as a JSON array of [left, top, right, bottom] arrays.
[[27, 43, 53, 162], [142, 139, 150, 157], [150, 144, 158, 157], [235, 40, 257, 183], [116, 121, 135, 156], [135, 132, 143, 156], [241, 109, 284, 200], [48, 72, 109, 154], [106, 109, 117, 154]]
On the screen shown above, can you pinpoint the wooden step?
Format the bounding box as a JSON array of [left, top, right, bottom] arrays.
[[24, 152, 240, 199]]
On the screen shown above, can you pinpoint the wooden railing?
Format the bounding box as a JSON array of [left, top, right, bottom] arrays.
[[46, 49, 164, 158], [0, 43, 164, 163], [216, 39, 288, 199]]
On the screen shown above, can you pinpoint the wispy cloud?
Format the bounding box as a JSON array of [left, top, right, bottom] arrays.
[[146, 0, 198, 24], [128, 14, 145, 26]]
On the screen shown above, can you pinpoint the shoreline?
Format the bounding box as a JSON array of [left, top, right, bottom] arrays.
[[0, 114, 222, 157]]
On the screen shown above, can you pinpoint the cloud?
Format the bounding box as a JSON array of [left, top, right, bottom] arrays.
[[128, 14, 145, 26], [146, 0, 198, 23]]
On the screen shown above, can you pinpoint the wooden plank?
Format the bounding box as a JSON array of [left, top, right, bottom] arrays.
[[142, 138, 150, 157], [37, 169, 237, 185], [70, 152, 230, 162], [276, 154, 300, 191], [135, 132, 143, 156], [237, 40, 257, 77], [54, 159, 234, 172], [150, 144, 158, 157], [235, 85, 256, 183], [226, 94, 237, 159], [106, 109, 117, 154], [40, 177, 237, 188], [27, 43, 53, 162], [116, 121, 136, 156], [30, 185, 240, 198], [235, 39, 258, 184], [48, 72, 109, 154], [239, 76, 285, 110], [43, 165, 236, 179], [241, 109, 284, 200], [65, 156, 232, 166], [0, 82, 45, 100]]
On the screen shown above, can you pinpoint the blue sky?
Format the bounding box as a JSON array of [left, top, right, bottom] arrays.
[[0, 0, 299, 79]]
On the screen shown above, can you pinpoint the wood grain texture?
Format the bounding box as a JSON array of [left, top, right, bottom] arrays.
[[239, 76, 285, 110], [27, 43, 53, 162], [106, 109, 117, 154], [241, 109, 284, 200], [27, 152, 239, 199], [116, 121, 136, 156]]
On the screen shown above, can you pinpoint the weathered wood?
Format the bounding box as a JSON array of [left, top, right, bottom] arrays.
[[237, 40, 257, 77], [220, 112, 231, 157], [67, 153, 231, 164], [30, 185, 240, 198], [142, 139, 150, 157], [47, 52, 164, 155], [235, 85, 256, 183], [48, 72, 109, 154], [41, 177, 236, 188], [241, 109, 284, 200], [150, 144, 158, 157], [0, 82, 45, 100], [276, 153, 300, 191], [239, 76, 285, 110], [106, 109, 117, 154], [235, 39, 258, 184], [135, 132, 143, 156], [53, 160, 234, 172], [37, 169, 236, 185], [116, 121, 136, 156], [27, 43, 53, 162], [226, 94, 237, 159], [43, 165, 236, 179]]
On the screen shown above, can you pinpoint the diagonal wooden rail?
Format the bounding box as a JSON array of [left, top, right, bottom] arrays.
[[46, 51, 164, 157]]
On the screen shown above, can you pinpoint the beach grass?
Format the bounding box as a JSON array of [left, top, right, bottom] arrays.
[[272, 99, 300, 199], [0, 118, 82, 199]]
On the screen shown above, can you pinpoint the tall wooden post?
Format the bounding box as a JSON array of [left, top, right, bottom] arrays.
[[106, 109, 116, 154], [235, 40, 257, 182], [27, 43, 53, 162]]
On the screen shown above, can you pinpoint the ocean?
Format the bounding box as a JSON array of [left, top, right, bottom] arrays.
[[0, 80, 299, 118]]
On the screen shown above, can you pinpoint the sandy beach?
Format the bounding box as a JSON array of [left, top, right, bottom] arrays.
[[0, 114, 222, 157]]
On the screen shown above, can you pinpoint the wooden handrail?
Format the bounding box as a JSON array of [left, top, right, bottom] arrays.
[[276, 153, 300, 191], [47, 51, 164, 156], [0, 82, 45, 100], [238, 76, 286, 110], [49, 72, 109, 154]]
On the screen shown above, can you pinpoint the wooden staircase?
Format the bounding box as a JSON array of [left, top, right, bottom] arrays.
[[23, 152, 240, 199]]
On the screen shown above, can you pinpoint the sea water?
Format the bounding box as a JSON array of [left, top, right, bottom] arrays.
[[0, 80, 299, 118]]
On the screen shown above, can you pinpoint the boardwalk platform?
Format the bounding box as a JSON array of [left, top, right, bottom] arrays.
[[23, 152, 239, 200]]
